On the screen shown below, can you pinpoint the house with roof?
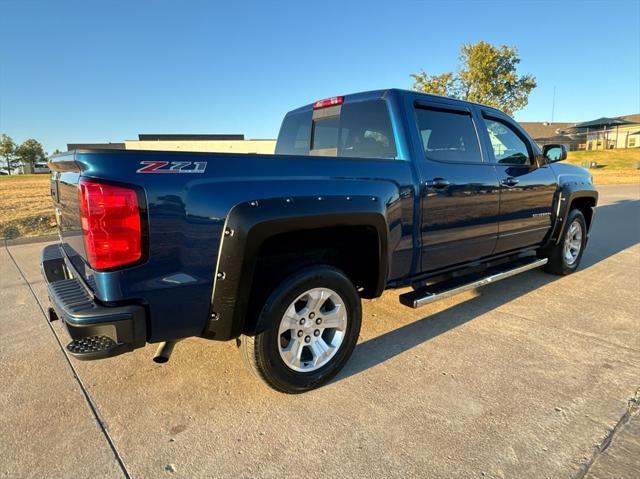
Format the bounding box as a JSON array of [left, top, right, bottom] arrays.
[[519, 122, 579, 150], [520, 114, 640, 151], [567, 115, 640, 150]]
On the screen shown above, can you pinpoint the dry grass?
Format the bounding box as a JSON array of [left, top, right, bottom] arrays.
[[0, 174, 56, 239], [0, 149, 639, 239]]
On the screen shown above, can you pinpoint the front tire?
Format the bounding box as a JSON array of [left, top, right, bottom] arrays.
[[238, 265, 362, 393], [541, 209, 587, 275]]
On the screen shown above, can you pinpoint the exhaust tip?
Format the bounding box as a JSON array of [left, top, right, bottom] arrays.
[[153, 341, 177, 364]]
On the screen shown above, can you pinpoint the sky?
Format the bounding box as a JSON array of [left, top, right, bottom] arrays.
[[1, 0, 639, 153]]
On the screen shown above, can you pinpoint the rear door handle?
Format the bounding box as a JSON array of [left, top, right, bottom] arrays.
[[427, 177, 451, 189], [501, 177, 519, 187]]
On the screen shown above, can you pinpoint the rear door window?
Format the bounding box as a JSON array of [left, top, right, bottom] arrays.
[[415, 106, 482, 163]]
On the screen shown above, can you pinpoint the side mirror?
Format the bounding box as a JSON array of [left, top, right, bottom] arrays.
[[543, 144, 567, 163]]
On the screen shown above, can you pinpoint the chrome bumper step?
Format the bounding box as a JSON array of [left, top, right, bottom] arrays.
[[399, 257, 548, 309]]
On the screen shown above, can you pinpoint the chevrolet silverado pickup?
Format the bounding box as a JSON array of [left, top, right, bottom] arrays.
[[43, 89, 597, 393]]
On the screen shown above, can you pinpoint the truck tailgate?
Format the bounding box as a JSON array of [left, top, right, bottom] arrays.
[[49, 152, 89, 280]]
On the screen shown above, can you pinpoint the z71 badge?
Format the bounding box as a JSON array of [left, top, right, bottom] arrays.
[[137, 161, 207, 174]]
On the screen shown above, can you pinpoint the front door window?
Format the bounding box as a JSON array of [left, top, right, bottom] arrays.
[[483, 118, 532, 166]]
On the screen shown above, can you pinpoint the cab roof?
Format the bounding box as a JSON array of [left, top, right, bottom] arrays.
[[285, 88, 505, 117]]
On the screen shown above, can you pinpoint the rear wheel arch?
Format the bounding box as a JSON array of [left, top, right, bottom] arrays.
[[243, 223, 384, 336], [205, 196, 389, 340]]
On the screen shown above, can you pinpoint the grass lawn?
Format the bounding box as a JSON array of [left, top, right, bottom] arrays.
[[565, 149, 640, 184], [0, 148, 639, 239]]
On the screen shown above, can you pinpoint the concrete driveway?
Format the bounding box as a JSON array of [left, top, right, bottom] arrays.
[[1, 184, 639, 479]]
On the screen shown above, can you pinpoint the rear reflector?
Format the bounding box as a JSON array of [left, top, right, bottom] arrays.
[[78, 179, 143, 270], [312, 96, 344, 109]]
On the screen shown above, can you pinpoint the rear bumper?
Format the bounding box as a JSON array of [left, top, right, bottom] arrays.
[[41, 244, 147, 360]]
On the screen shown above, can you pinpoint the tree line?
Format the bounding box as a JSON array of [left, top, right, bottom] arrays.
[[0, 135, 58, 174]]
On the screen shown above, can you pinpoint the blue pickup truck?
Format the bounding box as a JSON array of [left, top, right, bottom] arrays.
[[43, 89, 597, 393]]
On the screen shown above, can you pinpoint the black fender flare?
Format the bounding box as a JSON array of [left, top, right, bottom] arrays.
[[544, 181, 598, 247], [203, 195, 389, 340]]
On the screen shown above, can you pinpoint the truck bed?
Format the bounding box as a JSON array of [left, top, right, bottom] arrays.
[[49, 148, 414, 341]]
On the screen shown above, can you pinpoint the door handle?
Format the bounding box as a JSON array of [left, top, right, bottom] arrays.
[[427, 177, 451, 189], [501, 177, 519, 187]]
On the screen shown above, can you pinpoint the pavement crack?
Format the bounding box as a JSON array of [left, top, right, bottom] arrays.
[[4, 241, 133, 479], [573, 387, 640, 479]]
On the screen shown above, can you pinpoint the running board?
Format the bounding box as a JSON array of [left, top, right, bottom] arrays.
[[399, 257, 548, 309]]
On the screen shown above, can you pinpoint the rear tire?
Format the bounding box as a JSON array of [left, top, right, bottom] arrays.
[[541, 209, 587, 275], [238, 265, 361, 393]]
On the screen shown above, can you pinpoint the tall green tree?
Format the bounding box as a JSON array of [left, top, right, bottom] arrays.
[[0, 134, 16, 174], [15, 138, 47, 170], [411, 41, 537, 115]]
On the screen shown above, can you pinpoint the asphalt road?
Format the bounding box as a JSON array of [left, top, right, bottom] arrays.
[[1, 184, 639, 479]]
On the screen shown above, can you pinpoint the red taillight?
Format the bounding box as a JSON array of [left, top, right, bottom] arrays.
[[312, 96, 344, 109], [78, 179, 143, 270]]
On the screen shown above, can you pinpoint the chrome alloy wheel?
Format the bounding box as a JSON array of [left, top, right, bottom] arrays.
[[563, 220, 583, 265], [277, 287, 347, 373]]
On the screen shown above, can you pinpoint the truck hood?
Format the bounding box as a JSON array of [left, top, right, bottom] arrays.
[[549, 161, 593, 182]]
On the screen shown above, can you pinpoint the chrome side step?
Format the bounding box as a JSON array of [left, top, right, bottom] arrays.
[[399, 257, 548, 309]]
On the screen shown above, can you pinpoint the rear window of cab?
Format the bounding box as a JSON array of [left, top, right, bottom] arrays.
[[275, 100, 397, 160]]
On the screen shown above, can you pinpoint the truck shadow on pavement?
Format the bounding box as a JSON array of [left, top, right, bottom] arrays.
[[580, 199, 640, 268], [338, 198, 640, 382]]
